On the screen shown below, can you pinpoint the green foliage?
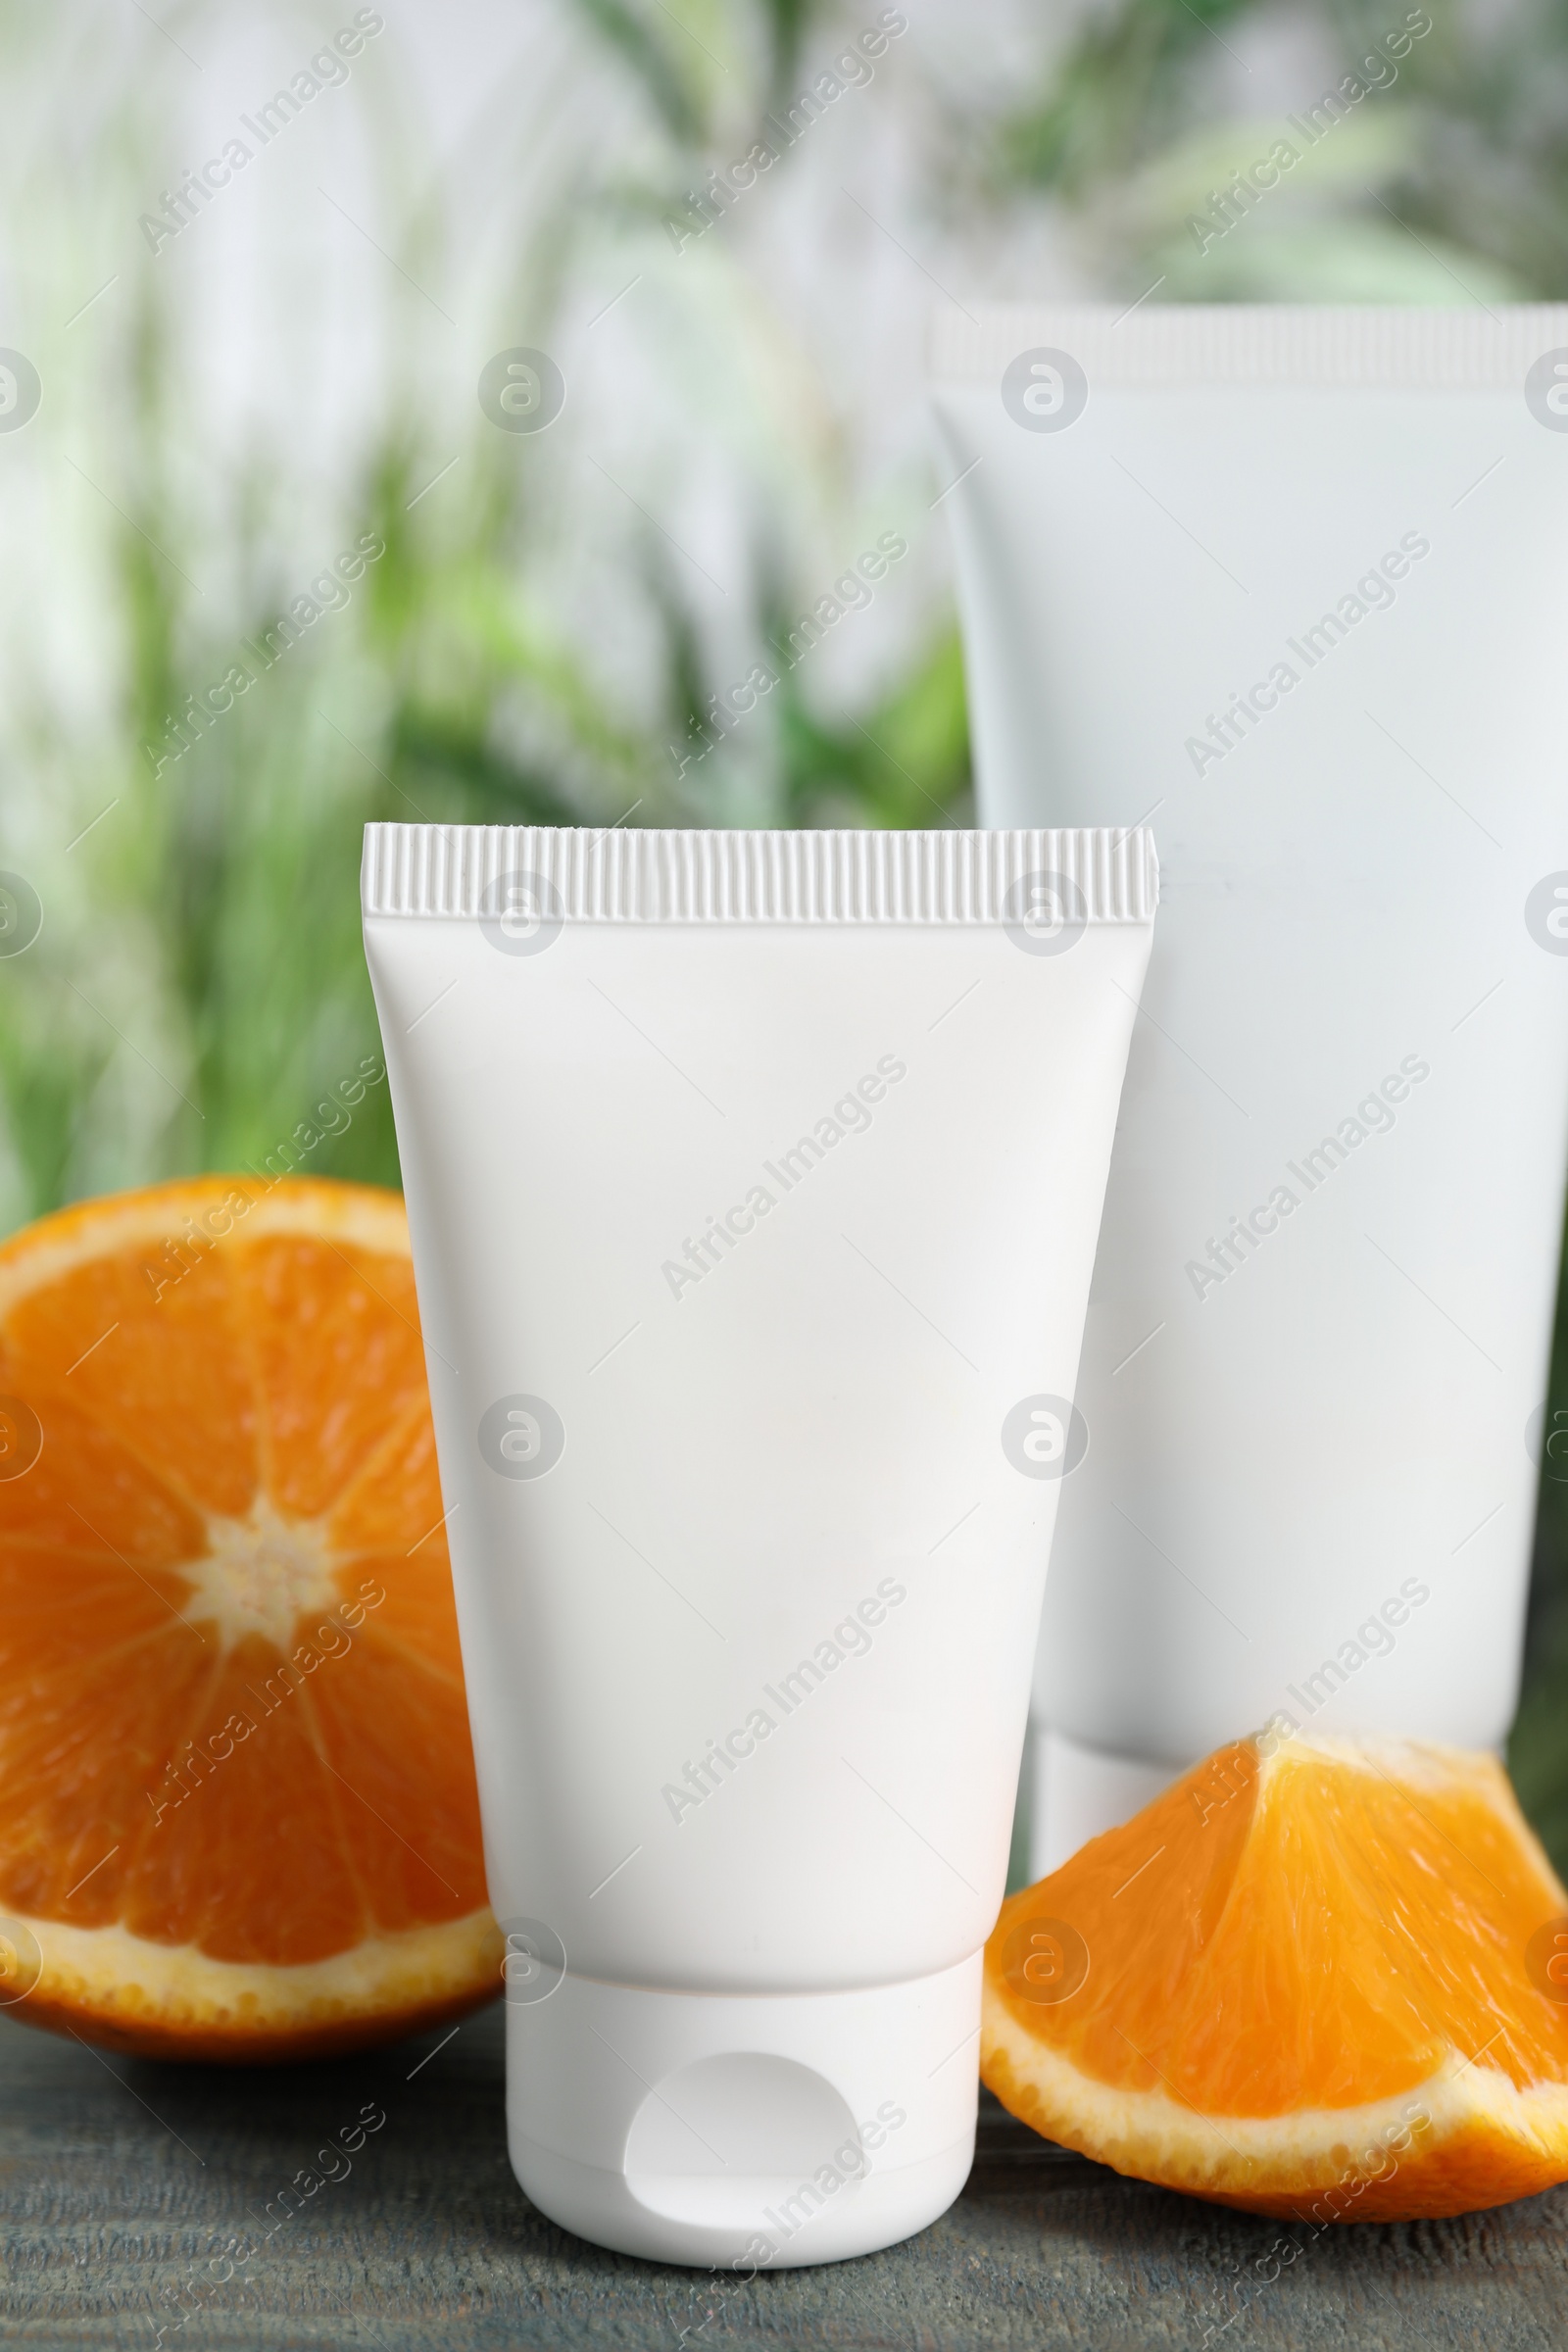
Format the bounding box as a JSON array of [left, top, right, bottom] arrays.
[[991, 0, 1568, 303], [773, 626, 970, 831], [996, 0, 1259, 202], [1510, 1289, 1568, 1876]]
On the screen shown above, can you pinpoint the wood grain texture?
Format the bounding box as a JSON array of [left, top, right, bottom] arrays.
[[2, 2001, 1564, 2349]]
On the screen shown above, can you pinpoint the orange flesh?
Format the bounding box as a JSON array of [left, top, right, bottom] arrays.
[[984, 1736, 1568, 2219], [0, 1178, 493, 2050]]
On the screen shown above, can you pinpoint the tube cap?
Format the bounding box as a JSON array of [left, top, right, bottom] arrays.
[[505, 1953, 981, 2269], [1028, 1726, 1181, 1880]]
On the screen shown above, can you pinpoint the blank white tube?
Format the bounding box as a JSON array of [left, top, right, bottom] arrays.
[[931, 305, 1568, 1875], [364, 821, 1156, 2267]]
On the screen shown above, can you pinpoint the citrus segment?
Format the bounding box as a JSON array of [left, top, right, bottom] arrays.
[[0, 1176, 498, 2060], [983, 1732, 1568, 2219], [239, 1234, 429, 1519], [0, 1383, 206, 1564]]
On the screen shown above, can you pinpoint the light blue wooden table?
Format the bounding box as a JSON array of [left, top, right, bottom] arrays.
[[2, 1999, 1562, 2348]]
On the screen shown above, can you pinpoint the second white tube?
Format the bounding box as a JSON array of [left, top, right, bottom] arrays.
[[931, 304, 1568, 1873]]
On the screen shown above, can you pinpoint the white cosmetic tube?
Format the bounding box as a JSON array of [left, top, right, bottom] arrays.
[[362, 821, 1155, 2269], [931, 306, 1568, 1875]]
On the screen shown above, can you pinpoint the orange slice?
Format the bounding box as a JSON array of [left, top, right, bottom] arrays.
[[0, 1176, 498, 2060], [984, 1731, 1568, 2220]]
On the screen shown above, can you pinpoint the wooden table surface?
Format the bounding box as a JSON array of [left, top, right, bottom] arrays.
[[2, 1998, 1563, 2349]]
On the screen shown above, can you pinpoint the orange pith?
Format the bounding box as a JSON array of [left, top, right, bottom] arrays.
[[983, 1733, 1568, 2220], [0, 1176, 499, 2061]]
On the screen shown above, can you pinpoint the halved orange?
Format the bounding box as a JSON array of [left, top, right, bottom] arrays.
[[0, 1175, 498, 2060], [984, 1730, 1568, 2220]]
